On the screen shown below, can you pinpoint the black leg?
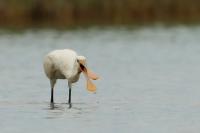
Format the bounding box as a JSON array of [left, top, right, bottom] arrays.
[[50, 79, 56, 103], [68, 88, 71, 104], [68, 82, 72, 108], [51, 88, 54, 103]]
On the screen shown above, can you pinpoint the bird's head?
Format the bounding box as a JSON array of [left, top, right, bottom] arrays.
[[77, 55, 99, 92]]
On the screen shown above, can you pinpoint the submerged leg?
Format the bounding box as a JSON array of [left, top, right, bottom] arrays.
[[50, 79, 56, 103], [68, 81, 72, 108]]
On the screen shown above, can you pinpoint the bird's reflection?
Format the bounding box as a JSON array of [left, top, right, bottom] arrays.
[[50, 102, 72, 110], [50, 102, 55, 110], [45, 102, 98, 119], [68, 103, 72, 109]]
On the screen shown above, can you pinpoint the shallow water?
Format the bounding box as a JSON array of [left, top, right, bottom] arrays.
[[0, 26, 200, 133]]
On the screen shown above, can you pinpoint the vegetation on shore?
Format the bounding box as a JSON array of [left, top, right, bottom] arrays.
[[1, 0, 200, 28]]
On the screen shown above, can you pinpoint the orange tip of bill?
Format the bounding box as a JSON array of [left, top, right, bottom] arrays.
[[87, 80, 97, 92]]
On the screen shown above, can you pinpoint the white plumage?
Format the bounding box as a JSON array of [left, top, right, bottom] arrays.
[[43, 49, 99, 105]]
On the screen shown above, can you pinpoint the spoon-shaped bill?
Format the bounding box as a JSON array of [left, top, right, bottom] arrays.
[[80, 65, 98, 92], [87, 68, 99, 80], [87, 78, 96, 92]]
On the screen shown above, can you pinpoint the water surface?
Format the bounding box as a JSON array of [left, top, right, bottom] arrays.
[[0, 26, 200, 133]]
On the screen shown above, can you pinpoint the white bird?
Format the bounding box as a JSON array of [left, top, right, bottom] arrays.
[[43, 49, 99, 106]]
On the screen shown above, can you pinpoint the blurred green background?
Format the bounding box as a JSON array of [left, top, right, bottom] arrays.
[[1, 0, 200, 28]]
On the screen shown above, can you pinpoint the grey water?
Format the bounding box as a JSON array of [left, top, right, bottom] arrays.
[[0, 26, 200, 133]]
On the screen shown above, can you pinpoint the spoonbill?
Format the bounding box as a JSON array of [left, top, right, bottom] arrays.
[[43, 49, 99, 106]]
